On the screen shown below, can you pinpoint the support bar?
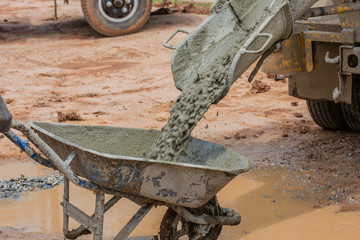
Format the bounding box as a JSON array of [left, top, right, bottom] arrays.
[[63, 194, 122, 239], [304, 3, 360, 18], [62, 200, 94, 231], [65, 151, 77, 165], [114, 203, 154, 240], [62, 177, 123, 239]]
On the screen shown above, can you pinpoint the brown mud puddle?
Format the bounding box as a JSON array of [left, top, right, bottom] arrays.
[[1, 163, 360, 239]]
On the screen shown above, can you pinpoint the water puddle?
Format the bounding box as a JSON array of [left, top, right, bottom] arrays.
[[1, 162, 360, 239], [0, 161, 51, 180], [218, 169, 360, 240]]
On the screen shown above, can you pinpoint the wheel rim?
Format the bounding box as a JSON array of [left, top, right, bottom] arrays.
[[168, 215, 215, 239], [98, 0, 139, 23], [172, 215, 189, 239]]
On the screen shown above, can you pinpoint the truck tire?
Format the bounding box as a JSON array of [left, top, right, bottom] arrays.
[[81, 0, 152, 36], [306, 100, 348, 130], [341, 75, 360, 131]]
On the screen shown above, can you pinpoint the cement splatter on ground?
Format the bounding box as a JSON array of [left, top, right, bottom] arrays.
[[0, 171, 63, 199]]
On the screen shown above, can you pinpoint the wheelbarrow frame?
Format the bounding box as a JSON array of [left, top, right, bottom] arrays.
[[3, 120, 241, 240]]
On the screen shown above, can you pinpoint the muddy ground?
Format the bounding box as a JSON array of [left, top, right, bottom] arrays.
[[1, 0, 360, 239]]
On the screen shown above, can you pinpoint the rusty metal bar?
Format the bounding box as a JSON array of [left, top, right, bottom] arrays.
[[304, 3, 360, 18], [290, 0, 319, 20], [302, 30, 342, 72]]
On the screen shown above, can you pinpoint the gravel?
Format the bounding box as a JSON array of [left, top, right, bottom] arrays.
[[0, 171, 64, 199]]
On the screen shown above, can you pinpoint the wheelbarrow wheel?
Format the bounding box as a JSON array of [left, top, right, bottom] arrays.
[[160, 208, 222, 240], [160, 197, 222, 240]]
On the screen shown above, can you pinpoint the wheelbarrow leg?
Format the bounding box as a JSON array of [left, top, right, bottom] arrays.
[[63, 177, 70, 236], [64, 182, 106, 240], [62, 177, 122, 240], [93, 191, 105, 240]]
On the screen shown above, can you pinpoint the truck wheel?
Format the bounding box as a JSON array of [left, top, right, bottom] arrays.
[[341, 75, 360, 131], [81, 0, 152, 36], [306, 100, 348, 130]]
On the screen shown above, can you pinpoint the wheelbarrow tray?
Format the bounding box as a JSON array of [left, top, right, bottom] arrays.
[[29, 122, 250, 208]]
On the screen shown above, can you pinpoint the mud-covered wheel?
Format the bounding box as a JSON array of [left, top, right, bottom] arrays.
[[160, 208, 222, 240], [81, 0, 152, 36], [306, 100, 348, 130], [160, 198, 222, 240], [341, 75, 360, 131]]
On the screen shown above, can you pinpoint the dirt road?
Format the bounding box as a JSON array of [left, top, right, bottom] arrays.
[[1, 0, 360, 239]]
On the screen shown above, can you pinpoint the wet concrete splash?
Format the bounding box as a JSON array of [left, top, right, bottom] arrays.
[[147, 1, 249, 162], [147, 0, 294, 162], [0, 172, 63, 199], [0, 162, 63, 199]]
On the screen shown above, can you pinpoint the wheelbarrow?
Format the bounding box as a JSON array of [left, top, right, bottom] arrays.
[[3, 120, 250, 240]]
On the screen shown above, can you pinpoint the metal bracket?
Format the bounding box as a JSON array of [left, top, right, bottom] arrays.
[[248, 43, 278, 83], [340, 45, 360, 75], [303, 2, 360, 19], [325, 51, 340, 64], [333, 73, 352, 104], [170, 205, 241, 226], [302, 31, 342, 72], [243, 33, 274, 54], [163, 28, 191, 50], [65, 151, 77, 165]]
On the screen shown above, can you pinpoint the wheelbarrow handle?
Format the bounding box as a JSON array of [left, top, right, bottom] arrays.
[[5, 120, 150, 199], [3, 129, 56, 169], [8, 120, 98, 191], [0, 95, 12, 133]]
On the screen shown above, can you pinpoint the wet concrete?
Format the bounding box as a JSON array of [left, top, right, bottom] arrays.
[[1, 162, 360, 239], [147, 0, 270, 162]]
